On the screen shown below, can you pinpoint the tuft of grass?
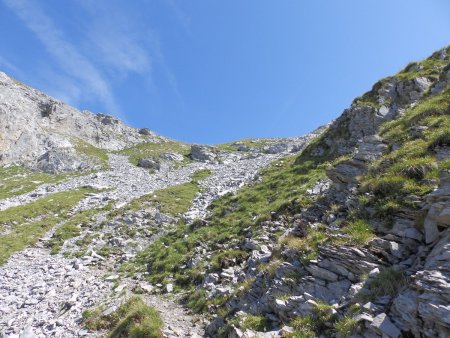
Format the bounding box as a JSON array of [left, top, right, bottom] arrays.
[[357, 268, 408, 302], [83, 296, 163, 338], [342, 220, 374, 245], [239, 314, 270, 332], [389, 157, 438, 180], [289, 316, 315, 338], [334, 316, 359, 338], [287, 302, 337, 337], [279, 227, 327, 263], [368, 268, 408, 297], [186, 289, 208, 313], [0, 187, 96, 265]]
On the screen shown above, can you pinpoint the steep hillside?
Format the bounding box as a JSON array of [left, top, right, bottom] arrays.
[[0, 72, 163, 172], [0, 46, 449, 338], [125, 47, 450, 338]]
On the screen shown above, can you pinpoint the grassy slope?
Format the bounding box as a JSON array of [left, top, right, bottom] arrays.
[[0, 166, 76, 200], [127, 150, 328, 289], [0, 187, 96, 264]]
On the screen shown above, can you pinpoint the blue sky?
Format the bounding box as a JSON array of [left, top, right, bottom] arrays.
[[1, 1, 449, 144]]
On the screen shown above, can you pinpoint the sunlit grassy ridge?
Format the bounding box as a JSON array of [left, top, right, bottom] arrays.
[[359, 85, 450, 224]]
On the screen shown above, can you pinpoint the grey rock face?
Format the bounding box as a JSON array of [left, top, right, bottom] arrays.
[[423, 172, 450, 243], [138, 128, 153, 136], [36, 147, 92, 174], [0, 72, 161, 169], [263, 143, 289, 154], [396, 77, 431, 103]]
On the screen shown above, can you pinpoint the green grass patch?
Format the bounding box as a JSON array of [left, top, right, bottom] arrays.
[[0, 187, 95, 265], [238, 314, 270, 331], [74, 139, 109, 169], [109, 169, 211, 219], [83, 296, 163, 338], [342, 219, 374, 245], [48, 203, 112, 254], [334, 316, 360, 338], [0, 166, 76, 200], [397, 56, 448, 81], [144, 170, 211, 216], [357, 268, 408, 302], [279, 227, 328, 263], [117, 140, 190, 166], [358, 88, 450, 223]]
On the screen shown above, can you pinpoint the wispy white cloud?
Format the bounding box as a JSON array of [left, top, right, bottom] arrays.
[[3, 0, 186, 120], [80, 1, 153, 76], [2, 0, 121, 116]]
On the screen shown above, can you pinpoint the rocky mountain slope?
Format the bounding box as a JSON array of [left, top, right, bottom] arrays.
[[0, 46, 449, 338], [0, 72, 162, 172]]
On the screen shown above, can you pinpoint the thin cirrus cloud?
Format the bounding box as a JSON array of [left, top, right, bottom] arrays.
[[2, 0, 121, 116], [79, 1, 153, 76], [3, 0, 184, 121], [2, 0, 158, 119]]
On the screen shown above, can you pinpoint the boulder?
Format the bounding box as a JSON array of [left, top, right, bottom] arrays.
[[138, 128, 152, 135], [396, 77, 431, 103], [423, 172, 450, 243], [160, 152, 184, 162], [369, 313, 401, 338], [138, 158, 161, 170], [190, 144, 217, 162], [36, 147, 90, 173], [353, 135, 387, 161]]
